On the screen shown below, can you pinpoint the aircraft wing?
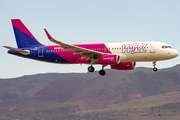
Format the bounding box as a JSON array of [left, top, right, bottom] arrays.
[[44, 29, 107, 60], [3, 46, 30, 55]]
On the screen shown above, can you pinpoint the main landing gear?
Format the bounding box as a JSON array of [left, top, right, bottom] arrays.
[[99, 69, 106, 76], [88, 66, 95, 72], [88, 65, 106, 76], [152, 61, 158, 72], [99, 65, 106, 76]]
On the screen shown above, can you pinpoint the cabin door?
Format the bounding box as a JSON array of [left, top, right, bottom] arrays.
[[38, 46, 44, 57], [150, 42, 156, 53]]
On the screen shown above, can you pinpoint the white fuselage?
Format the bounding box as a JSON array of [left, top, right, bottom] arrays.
[[105, 41, 178, 62]]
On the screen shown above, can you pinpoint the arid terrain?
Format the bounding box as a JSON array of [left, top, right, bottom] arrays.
[[0, 65, 180, 120]]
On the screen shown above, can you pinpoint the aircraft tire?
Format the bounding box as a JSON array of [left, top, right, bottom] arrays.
[[153, 67, 158, 72], [99, 69, 106, 76], [88, 66, 95, 72]]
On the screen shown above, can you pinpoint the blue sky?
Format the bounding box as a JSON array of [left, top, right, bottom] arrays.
[[0, 0, 180, 78]]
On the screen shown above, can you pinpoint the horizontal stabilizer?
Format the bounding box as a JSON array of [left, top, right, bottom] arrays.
[[3, 46, 30, 55]]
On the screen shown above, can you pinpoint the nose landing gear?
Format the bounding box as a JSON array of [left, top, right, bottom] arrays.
[[152, 61, 158, 72], [153, 67, 158, 72]]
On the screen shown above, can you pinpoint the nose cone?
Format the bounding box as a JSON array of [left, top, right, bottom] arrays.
[[172, 49, 179, 58]]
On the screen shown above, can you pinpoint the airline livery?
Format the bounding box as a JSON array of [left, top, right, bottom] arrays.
[[3, 19, 179, 75]]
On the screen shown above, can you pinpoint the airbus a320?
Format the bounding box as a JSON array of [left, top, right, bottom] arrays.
[[3, 19, 179, 76]]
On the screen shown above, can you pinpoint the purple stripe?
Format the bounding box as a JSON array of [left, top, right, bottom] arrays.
[[11, 19, 37, 41]]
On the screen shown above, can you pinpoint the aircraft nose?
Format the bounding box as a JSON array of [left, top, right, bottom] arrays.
[[172, 49, 179, 58]]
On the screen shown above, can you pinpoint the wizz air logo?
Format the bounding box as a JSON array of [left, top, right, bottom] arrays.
[[122, 43, 148, 54]]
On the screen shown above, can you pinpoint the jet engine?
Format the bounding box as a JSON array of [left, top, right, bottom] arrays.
[[98, 55, 120, 65], [111, 62, 136, 70]]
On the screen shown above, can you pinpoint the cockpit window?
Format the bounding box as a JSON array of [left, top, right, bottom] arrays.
[[162, 46, 172, 49]]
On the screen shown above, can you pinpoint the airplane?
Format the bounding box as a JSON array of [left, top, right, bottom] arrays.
[[3, 19, 179, 76]]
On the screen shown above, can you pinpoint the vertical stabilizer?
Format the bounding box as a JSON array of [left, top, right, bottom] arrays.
[[12, 19, 42, 48]]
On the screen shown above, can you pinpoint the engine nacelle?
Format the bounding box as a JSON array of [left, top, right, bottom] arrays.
[[76, 58, 91, 64], [111, 62, 136, 70], [98, 55, 120, 65]]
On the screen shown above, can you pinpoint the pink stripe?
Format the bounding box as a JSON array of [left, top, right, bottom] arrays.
[[46, 45, 80, 63], [11, 19, 37, 40], [46, 43, 111, 63]]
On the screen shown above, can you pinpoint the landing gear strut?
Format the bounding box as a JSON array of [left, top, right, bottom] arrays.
[[152, 61, 158, 72], [88, 58, 96, 72]]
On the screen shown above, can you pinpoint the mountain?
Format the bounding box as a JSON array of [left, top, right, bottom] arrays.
[[0, 64, 180, 119], [67, 91, 180, 120], [0, 73, 96, 110], [30, 65, 180, 110]]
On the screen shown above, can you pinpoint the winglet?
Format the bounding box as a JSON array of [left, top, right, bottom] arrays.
[[44, 29, 64, 45], [44, 29, 53, 40]]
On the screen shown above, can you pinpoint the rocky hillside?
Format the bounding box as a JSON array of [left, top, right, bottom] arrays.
[[0, 65, 180, 119]]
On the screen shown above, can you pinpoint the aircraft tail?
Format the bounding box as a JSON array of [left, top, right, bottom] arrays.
[[11, 19, 42, 48]]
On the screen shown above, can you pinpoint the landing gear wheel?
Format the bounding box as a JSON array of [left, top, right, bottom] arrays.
[[99, 70, 106, 76], [152, 61, 158, 72], [88, 66, 95, 72], [153, 67, 158, 72]]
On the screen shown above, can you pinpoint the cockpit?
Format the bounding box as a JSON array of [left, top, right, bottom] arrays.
[[162, 46, 172, 49]]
